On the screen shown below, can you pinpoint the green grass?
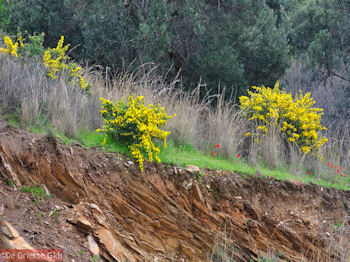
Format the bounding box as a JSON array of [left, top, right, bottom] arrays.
[[50, 209, 58, 217], [77, 130, 131, 156], [8, 179, 14, 187], [158, 141, 350, 190], [1, 116, 349, 191], [21, 185, 49, 199], [158, 141, 255, 175], [35, 211, 43, 218], [74, 130, 349, 190]]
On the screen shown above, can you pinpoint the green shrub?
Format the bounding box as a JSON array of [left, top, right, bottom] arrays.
[[0, 0, 9, 28], [97, 94, 175, 172], [16, 31, 46, 57], [239, 82, 328, 156]]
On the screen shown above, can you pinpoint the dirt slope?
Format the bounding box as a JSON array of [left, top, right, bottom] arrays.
[[0, 121, 349, 261]]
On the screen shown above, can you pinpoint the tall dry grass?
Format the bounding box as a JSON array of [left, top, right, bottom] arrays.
[[0, 55, 246, 155], [0, 55, 349, 183], [282, 62, 350, 181], [282, 62, 350, 126]]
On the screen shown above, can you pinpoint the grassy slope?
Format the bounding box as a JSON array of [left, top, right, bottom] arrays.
[[25, 123, 350, 191]]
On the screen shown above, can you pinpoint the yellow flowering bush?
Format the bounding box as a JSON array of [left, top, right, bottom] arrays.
[[239, 82, 328, 155], [0, 36, 19, 57], [42, 36, 92, 93], [0, 33, 91, 94], [97, 95, 175, 172], [42, 36, 70, 79]]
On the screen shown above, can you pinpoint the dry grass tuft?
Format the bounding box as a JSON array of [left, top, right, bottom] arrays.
[[0, 56, 349, 183]]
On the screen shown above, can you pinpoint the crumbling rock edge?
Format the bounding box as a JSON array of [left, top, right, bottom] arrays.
[[0, 121, 349, 261]]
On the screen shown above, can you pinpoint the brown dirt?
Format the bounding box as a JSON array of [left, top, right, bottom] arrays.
[[0, 120, 349, 261], [0, 183, 93, 261]]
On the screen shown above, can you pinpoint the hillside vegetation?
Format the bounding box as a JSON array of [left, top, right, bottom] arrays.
[[0, 0, 349, 111], [0, 32, 349, 191], [0, 1, 349, 186], [0, 1, 350, 261]]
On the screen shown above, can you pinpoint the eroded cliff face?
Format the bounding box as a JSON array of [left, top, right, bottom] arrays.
[[0, 121, 349, 261]]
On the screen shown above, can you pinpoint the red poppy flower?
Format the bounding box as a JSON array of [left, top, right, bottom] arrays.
[[339, 167, 341, 170], [341, 174, 343, 177], [335, 166, 337, 168], [307, 171, 310, 174], [328, 162, 331, 165], [212, 152, 215, 156], [337, 170, 340, 173], [237, 154, 241, 158], [330, 165, 333, 167], [216, 144, 220, 148]]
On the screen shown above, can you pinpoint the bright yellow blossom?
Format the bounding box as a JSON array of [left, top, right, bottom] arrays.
[[97, 95, 175, 172], [239, 82, 327, 155], [0, 36, 19, 57], [42, 36, 92, 93]]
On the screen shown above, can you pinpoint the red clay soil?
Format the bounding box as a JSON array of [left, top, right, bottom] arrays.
[[0, 120, 349, 261]]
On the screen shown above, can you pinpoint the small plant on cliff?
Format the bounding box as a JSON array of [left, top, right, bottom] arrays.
[[21, 185, 50, 202], [239, 82, 328, 157], [8, 179, 14, 187], [97, 94, 175, 172]]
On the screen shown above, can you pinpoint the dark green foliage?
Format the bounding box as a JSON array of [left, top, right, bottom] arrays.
[[18, 31, 46, 58], [73, 0, 138, 69], [287, 0, 328, 53], [5, 0, 82, 57], [286, 0, 350, 81], [136, 0, 174, 67], [4, 0, 350, 106], [134, 0, 209, 85], [280, 0, 350, 121], [3, 0, 289, 99], [0, 0, 9, 28]]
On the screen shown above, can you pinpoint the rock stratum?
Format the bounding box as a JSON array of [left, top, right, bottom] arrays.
[[0, 121, 349, 261]]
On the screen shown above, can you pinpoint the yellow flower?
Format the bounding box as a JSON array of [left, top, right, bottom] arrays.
[[41, 36, 92, 93], [302, 146, 310, 154], [257, 125, 268, 133], [239, 82, 327, 154], [98, 94, 174, 171], [0, 36, 19, 57], [274, 81, 280, 88]]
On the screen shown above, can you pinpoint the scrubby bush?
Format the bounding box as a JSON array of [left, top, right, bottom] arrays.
[[0, 31, 46, 58], [0, 33, 92, 94], [42, 35, 91, 93], [16, 31, 46, 58], [97, 95, 175, 172], [0, 35, 18, 57], [239, 82, 328, 156], [42, 36, 69, 79]]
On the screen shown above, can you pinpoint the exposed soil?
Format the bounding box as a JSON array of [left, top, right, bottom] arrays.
[[0, 120, 349, 261], [0, 183, 93, 261]]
